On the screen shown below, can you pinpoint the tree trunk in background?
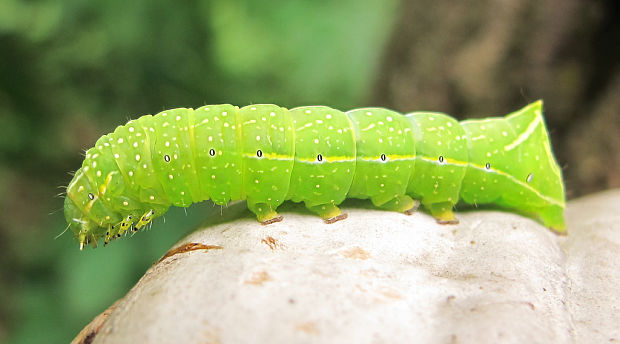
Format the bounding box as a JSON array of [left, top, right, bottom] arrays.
[[372, 0, 619, 198]]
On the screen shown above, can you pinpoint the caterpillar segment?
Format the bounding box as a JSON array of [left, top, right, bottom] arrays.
[[64, 100, 566, 249]]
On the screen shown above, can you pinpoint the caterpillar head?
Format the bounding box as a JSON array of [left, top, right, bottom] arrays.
[[64, 168, 163, 249], [63, 196, 105, 249]]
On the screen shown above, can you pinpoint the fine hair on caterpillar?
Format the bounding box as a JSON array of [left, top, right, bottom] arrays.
[[64, 101, 565, 249]]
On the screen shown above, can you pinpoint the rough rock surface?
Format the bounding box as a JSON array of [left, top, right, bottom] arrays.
[[79, 190, 620, 344]]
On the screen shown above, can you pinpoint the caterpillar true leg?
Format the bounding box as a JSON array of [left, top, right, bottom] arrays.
[[115, 215, 134, 237], [104, 225, 113, 246], [135, 209, 155, 230]]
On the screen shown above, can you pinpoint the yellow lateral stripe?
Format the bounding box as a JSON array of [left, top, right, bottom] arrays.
[[417, 156, 564, 207], [359, 154, 416, 162], [242, 152, 294, 160], [296, 156, 356, 163], [240, 148, 562, 206]]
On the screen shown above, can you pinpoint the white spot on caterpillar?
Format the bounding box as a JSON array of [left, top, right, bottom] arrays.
[[208, 136, 213, 142], [314, 139, 319, 144], [114, 153, 120, 158], [305, 110, 311, 114], [128, 171, 134, 176], [168, 174, 174, 179], [129, 127, 135, 132], [162, 112, 168, 117], [150, 195, 155, 200], [135, 154, 141, 161], [316, 184, 320, 188], [222, 111, 228, 116], [96, 170, 102, 177], [256, 135, 261, 141], [255, 179, 259, 184], [224, 122, 229, 127], [143, 164, 148, 169], [386, 116, 393, 122], [117, 138, 124, 144], [176, 115, 181, 121], [212, 175, 216, 180], [250, 107, 257, 111], [447, 122, 453, 127], [133, 142, 138, 148], [92, 162, 97, 168]]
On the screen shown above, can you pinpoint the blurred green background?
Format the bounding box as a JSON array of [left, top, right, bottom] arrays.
[[0, 0, 618, 343]]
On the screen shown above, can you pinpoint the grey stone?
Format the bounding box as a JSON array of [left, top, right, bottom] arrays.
[[85, 190, 620, 344]]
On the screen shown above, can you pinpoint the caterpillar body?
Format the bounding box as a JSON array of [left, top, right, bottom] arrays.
[[64, 101, 565, 249]]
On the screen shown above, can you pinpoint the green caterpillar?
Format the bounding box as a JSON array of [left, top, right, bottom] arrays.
[[64, 101, 565, 249]]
